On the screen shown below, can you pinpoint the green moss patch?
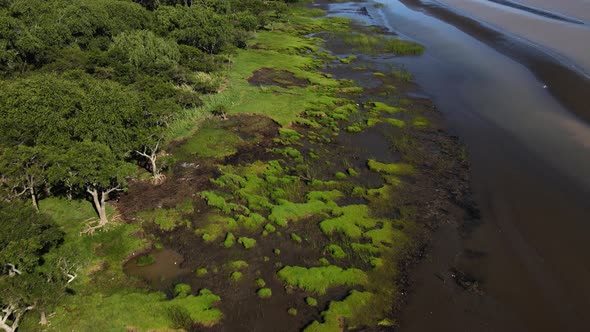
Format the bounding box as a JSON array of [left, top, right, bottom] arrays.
[[174, 121, 242, 160], [238, 237, 257, 249], [277, 265, 368, 294], [319, 205, 381, 239], [257, 288, 272, 299], [304, 291, 373, 332], [269, 199, 337, 227], [367, 159, 415, 176]]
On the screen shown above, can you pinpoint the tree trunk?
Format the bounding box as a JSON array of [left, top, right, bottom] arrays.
[[149, 157, 159, 177], [39, 311, 48, 325], [89, 188, 108, 226], [30, 187, 39, 212]]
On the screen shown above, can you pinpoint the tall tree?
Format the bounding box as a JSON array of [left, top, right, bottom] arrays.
[[0, 145, 50, 211], [0, 202, 64, 331], [49, 141, 134, 233]]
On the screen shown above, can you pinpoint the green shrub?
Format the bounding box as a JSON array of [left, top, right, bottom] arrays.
[[288, 308, 298, 316], [306, 297, 318, 306]]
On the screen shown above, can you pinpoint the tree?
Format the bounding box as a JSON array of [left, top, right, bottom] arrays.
[[49, 141, 135, 233], [0, 145, 50, 211], [0, 202, 64, 331], [108, 30, 180, 74]]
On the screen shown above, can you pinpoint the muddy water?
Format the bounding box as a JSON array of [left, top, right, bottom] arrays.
[[125, 249, 190, 292], [324, 1, 590, 331]]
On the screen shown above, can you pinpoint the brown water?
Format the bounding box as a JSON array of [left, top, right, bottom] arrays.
[[325, 1, 590, 331]]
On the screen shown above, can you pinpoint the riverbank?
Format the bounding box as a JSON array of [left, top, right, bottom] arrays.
[[22, 3, 471, 331]]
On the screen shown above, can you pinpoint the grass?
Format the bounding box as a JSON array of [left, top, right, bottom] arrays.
[[269, 199, 338, 227], [306, 297, 318, 307], [319, 205, 381, 239], [367, 159, 415, 175], [291, 232, 303, 243], [136, 255, 155, 266], [277, 265, 368, 295], [44, 290, 223, 331], [137, 205, 190, 231], [227, 260, 249, 270], [174, 283, 192, 298], [238, 237, 257, 249], [342, 32, 424, 56], [257, 288, 272, 299], [230, 271, 243, 282], [223, 232, 236, 248], [255, 278, 266, 288], [304, 291, 373, 332], [368, 101, 403, 114], [173, 120, 242, 160], [325, 244, 347, 259], [305, 190, 344, 202]]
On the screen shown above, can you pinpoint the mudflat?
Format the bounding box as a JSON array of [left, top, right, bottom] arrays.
[[436, 0, 590, 75]]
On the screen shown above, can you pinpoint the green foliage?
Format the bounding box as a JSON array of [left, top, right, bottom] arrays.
[[347, 168, 359, 176], [228, 260, 249, 270], [196, 268, 208, 276], [288, 307, 298, 315], [238, 237, 257, 249], [48, 289, 222, 331], [174, 283, 192, 298], [290, 232, 303, 243], [367, 160, 415, 175], [277, 265, 368, 294], [319, 205, 380, 239], [109, 30, 180, 73], [342, 32, 424, 55], [175, 122, 242, 160], [269, 199, 337, 227], [136, 255, 155, 266], [257, 288, 272, 299], [0, 202, 66, 329], [224, 232, 236, 248], [255, 278, 266, 288], [264, 223, 277, 233], [305, 190, 344, 202], [230, 271, 243, 282], [138, 207, 186, 231], [334, 171, 347, 180], [304, 291, 373, 332], [305, 297, 318, 306], [325, 245, 346, 259]]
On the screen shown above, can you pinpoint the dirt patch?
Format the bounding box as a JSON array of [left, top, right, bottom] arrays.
[[248, 68, 310, 88]]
